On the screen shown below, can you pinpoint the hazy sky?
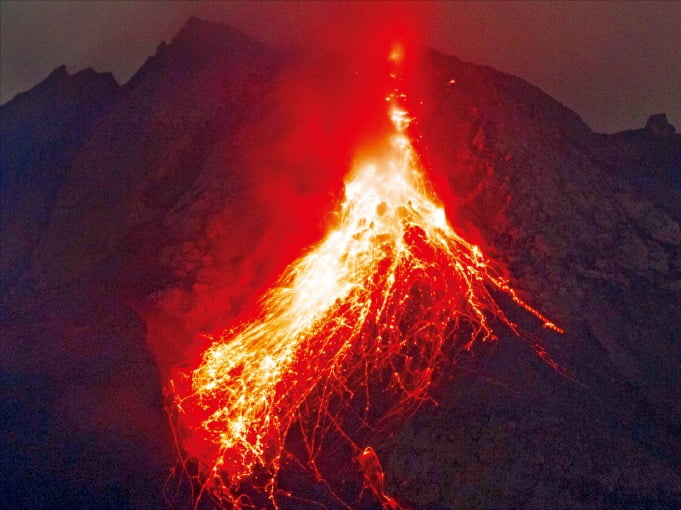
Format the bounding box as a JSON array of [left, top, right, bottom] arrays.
[[1, 1, 679, 133]]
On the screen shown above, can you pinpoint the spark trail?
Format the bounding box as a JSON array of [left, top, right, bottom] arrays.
[[169, 47, 562, 509]]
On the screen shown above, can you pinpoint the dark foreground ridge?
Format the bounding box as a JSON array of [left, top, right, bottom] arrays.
[[1, 17, 679, 509]]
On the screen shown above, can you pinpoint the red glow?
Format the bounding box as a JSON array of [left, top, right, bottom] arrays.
[[166, 43, 562, 509]]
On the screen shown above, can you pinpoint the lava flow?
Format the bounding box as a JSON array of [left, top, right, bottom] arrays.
[[168, 47, 562, 509]]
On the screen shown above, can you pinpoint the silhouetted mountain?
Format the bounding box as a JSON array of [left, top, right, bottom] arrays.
[[590, 113, 681, 220], [1, 66, 119, 291], [1, 17, 679, 509]]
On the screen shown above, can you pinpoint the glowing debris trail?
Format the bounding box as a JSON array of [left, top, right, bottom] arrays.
[[169, 48, 562, 509]]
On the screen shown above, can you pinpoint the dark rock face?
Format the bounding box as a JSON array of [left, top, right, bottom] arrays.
[[588, 113, 681, 221], [646, 113, 676, 138], [1, 66, 120, 298], [1, 18, 679, 509], [370, 50, 681, 509], [1, 18, 277, 508]]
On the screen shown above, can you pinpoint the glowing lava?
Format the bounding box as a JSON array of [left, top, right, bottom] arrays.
[[169, 47, 561, 509]]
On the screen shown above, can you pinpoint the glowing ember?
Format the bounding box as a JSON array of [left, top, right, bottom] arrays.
[[168, 46, 562, 509]]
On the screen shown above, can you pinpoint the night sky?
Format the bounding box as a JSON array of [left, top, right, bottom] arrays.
[[1, 1, 680, 134]]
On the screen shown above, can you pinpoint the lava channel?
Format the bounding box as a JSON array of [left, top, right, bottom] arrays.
[[167, 46, 562, 510]]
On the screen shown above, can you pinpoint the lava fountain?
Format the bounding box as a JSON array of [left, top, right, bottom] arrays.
[[168, 46, 562, 509]]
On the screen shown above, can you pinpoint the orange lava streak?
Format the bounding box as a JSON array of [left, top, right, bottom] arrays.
[[169, 47, 562, 509]]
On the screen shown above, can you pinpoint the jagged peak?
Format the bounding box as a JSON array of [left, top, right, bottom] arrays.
[[123, 17, 272, 92], [170, 16, 266, 53], [645, 113, 676, 138], [38, 65, 118, 89], [1, 63, 119, 118], [47, 64, 69, 79]]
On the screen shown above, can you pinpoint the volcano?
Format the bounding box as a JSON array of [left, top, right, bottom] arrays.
[[1, 17, 680, 509]]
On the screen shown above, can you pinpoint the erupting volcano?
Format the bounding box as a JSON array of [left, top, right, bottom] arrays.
[[168, 46, 562, 509]]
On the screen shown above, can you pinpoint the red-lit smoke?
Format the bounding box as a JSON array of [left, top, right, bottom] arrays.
[[162, 42, 561, 509]]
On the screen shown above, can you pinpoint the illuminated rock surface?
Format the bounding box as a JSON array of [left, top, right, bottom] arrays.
[[1, 17, 680, 509]]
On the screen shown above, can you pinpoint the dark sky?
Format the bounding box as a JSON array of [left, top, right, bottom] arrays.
[[1, 1, 679, 133]]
